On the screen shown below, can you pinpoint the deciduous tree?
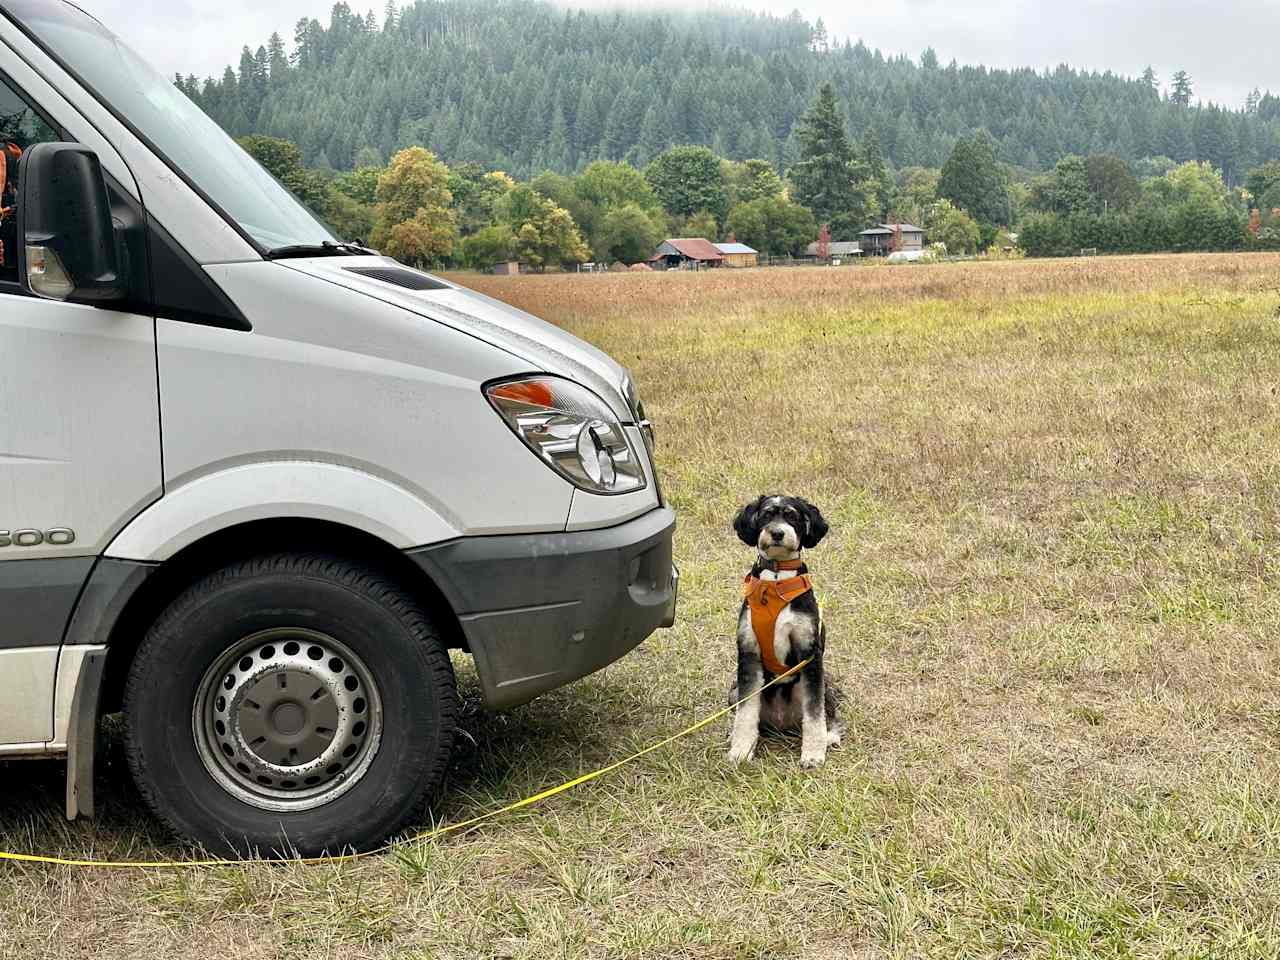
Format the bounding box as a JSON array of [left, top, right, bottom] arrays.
[[460, 224, 515, 268], [334, 165, 382, 205], [681, 210, 720, 241], [596, 203, 663, 263], [725, 158, 784, 206], [725, 196, 816, 256], [370, 146, 457, 264], [382, 209, 457, 268], [238, 135, 329, 211], [375, 147, 453, 224], [323, 190, 376, 243], [645, 145, 729, 221], [577, 160, 661, 212], [498, 185, 590, 269], [889, 167, 939, 224], [571, 160, 662, 254], [1030, 155, 1090, 215], [1246, 161, 1280, 207], [924, 199, 980, 254]]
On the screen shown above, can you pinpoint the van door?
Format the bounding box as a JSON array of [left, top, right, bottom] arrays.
[[0, 69, 161, 746]]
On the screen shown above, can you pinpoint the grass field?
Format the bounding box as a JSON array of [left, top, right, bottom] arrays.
[[6, 253, 1280, 958]]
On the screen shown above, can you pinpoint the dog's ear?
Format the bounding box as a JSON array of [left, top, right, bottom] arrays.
[[733, 497, 765, 547], [798, 499, 829, 548]]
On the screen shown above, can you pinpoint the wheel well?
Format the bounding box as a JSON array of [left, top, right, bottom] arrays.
[[99, 519, 465, 714]]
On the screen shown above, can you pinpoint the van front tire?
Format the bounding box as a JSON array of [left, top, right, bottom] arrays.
[[123, 553, 458, 858]]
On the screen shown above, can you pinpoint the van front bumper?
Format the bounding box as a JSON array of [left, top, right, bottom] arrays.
[[406, 507, 677, 709]]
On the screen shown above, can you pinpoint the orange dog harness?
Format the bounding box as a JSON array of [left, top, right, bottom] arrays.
[[743, 559, 814, 676]]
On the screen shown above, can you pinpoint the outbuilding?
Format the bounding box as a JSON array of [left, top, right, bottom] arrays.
[[714, 242, 758, 268], [649, 238, 724, 270]]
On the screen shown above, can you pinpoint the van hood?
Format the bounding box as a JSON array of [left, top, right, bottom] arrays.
[[279, 257, 635, 421]]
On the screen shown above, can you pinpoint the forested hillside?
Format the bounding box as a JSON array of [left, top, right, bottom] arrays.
[[178, 0, 1280, 181]]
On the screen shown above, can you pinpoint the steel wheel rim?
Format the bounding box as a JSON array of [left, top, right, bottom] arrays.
[[192, 627, 384, 813]]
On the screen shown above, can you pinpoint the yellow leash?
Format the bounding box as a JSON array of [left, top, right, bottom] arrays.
[[0, 659, 811, 870]]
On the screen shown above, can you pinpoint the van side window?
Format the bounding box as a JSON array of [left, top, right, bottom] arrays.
[[0, 75, 59, 286]]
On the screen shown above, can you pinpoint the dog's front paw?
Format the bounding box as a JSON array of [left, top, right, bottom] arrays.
[[799, 748, 827, 768], [727, 740, 756, 764]]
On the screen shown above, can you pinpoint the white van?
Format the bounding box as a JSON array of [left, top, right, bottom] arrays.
[[0, 0, 676, 856]]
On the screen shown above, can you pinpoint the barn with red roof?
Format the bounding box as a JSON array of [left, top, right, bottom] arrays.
[[649, 238, 725, 270]]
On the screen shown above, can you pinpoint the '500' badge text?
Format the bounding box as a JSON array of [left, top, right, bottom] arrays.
[[0, 528, 76, 547]]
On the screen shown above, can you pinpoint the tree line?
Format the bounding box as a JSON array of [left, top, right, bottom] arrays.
[[233, 77, 1280, 272], [177, 0, 1280, 183], [1016, 157, 1278, 257]]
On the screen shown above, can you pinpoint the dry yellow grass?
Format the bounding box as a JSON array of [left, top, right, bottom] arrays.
[[5, 253, 1280, 959]]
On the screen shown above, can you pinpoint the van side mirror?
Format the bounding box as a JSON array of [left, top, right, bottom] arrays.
[[17, 143, 124, 304]]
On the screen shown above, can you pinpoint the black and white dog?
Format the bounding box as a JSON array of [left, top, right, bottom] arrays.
[[728, 495, 842, 767]]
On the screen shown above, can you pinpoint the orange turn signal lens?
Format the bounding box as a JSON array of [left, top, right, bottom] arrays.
[[486, 375, 648, 494], [490, 380, 555, 407]]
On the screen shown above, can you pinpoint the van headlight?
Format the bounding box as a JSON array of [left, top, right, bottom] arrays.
[[486, 376, 647, 495]]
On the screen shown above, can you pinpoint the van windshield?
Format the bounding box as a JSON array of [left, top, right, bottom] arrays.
[[3, 0, 338, 254]]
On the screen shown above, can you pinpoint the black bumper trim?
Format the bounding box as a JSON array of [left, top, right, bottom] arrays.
[[0, 557, 95, 650], [407, 507, 677, 709]]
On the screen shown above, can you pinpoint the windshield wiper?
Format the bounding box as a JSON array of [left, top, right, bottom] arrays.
[[265, 240, 374, 260]]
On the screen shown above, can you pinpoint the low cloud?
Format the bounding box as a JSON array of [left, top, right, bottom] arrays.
[[80, 0, 1269, 108]]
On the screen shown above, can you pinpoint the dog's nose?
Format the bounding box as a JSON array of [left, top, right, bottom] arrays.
[[770, 528, 785, 542]]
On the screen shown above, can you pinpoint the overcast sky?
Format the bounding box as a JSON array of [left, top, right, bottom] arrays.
[[78, 0, 1274, 109]]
